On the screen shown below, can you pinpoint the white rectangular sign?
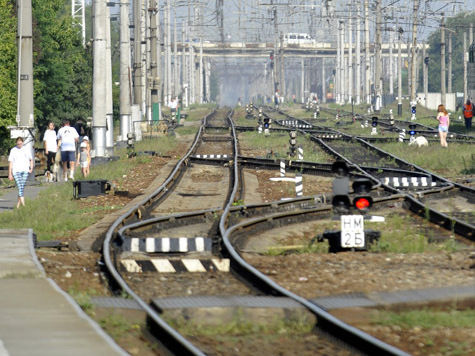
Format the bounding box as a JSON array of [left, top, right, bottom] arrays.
[[340, 215, 365, 248]]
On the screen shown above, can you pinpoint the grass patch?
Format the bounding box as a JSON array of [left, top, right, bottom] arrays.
[[99, 313, 143, 339], [239, 131, 332, 163], [374, 142, 475, 176], [164, 310, 314, 337], [68, 287, 98, 312], [0, 106, 214, 240], [371, 308, 475, 329]]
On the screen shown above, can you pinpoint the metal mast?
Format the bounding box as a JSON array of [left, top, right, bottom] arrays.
[[119, 0, 132, 141], [92, 0, 107, 157], [72, 0, 86, 46]]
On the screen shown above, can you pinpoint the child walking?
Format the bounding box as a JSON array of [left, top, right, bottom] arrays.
[[77, 142, 90, 177]]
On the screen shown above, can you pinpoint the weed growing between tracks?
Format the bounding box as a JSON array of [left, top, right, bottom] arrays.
[[239, 131, 332, 163], [374, 142, 475, 177], [365, 307, 475, 356]]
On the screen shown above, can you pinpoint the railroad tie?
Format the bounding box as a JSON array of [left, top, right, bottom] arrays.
[[122, 237, 212, 253], [194, 154, 228, 159], [120, 258, 230, 273]]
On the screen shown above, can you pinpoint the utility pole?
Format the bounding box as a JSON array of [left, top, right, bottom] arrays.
[[15, 0, 35, 163], [133, 0, 143, 111], [199, 38, 203, 103], [272, 2, 278, 96], [301, 58, 304, 103], [150, 0, 160, 122], [374, 0, 382, 111], [423, 42, 428, 106], [105, 4, 113, 154], [410, 0, 419, 103], [339, 20, 345, 104], [173, 3, 178, 97], [364, 0, 370, 104], [182, 25, 186, 103], [93, 0, 107, 157], [397, 27, 403, 116], [322, 58, 326, 103], [463, 31, 467, 102], [355, 3, 361, 104], [336, 19, 341, 104], [348, 10, 353, 103], [389, 27, 394, 96], [166, 0, 172, 102], [120, 0, 132, 141], [440, 14, 446, 107], [447, 32, 452, 93], [280, 33, 285, 99], [343, 21, 348, 103]]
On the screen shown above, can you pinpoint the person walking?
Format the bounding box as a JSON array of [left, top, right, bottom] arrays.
[[8, 137, 34, 208], [57, 119, 79, 181], [77, 142, 90, 177], [436, 104, 450, 148], [463, 99, 473, 132], [43, 121, 57, 174]]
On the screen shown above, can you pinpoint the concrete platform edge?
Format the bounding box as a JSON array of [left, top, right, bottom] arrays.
[[45, 278, 128, 356], [27, 228, 46, 277]]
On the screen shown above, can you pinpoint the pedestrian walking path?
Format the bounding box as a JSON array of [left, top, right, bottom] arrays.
[[0, 229, 125, 356], [0, 182, 45, 212]]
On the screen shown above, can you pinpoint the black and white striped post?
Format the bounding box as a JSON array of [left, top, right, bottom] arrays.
[[297, 146, 304, 161], [398, 129, 406, 142], [280, 159, 286, 177], [295, 174, 303, 196], [258, 124, 262, 134]]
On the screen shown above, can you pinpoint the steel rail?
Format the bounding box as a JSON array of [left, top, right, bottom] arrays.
[[102, 110, 221, 356], [271, 108, 475, 240]]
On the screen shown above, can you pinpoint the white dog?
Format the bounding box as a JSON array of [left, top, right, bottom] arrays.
[[408, 136, 429, 147]]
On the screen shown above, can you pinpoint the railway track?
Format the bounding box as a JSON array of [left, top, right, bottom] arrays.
[[101, 108, 410, 355], [255, 106, 474, 240]]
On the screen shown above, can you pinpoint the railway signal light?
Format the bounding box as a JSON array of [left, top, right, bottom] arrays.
[[424, 56, 430, 65], [288, 130, 297, 157], [331, 161, 351, 214], [371, 116, 378, 135], [352, 179, 373, 213], [263, 116, 271, 135]]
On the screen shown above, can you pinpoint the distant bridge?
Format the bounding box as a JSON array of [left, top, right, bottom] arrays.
[[174, 42, 421, 58]]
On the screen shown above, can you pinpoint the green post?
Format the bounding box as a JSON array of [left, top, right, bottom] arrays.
[[152, 102, 160, 123], [176, 107, 181, 122]]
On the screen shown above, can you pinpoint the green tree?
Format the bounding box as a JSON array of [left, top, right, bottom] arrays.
[[425, 12, 475, 95], [0, 0, 17, 153], [32, 0, 92, 131]]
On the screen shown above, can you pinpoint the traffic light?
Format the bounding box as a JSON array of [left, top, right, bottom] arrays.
[[269, 51, 274, 69], [424, 57, 429, 65], [331, 161, 351, 214], [352, 179, 373, 213]]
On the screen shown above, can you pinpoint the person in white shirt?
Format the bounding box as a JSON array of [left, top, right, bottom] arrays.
[[8, 137, 33, 208], [57, 120, 79, 181], [43, 121, 57, 173]]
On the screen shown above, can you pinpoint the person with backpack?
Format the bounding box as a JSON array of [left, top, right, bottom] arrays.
[[463, 99, 473, 131]]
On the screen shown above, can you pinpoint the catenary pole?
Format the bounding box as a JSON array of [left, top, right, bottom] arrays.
[[440, 14, 446, 107], [364, 0, 370, 104], [92, 0, 107, 157], [410, 0, 419, 103], [119, 0, 132, 141], [355, 3, 361, 104], [105, 5, 114, 154]]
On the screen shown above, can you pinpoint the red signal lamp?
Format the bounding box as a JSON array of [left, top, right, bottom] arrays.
[[354, 197, 372, 210]]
